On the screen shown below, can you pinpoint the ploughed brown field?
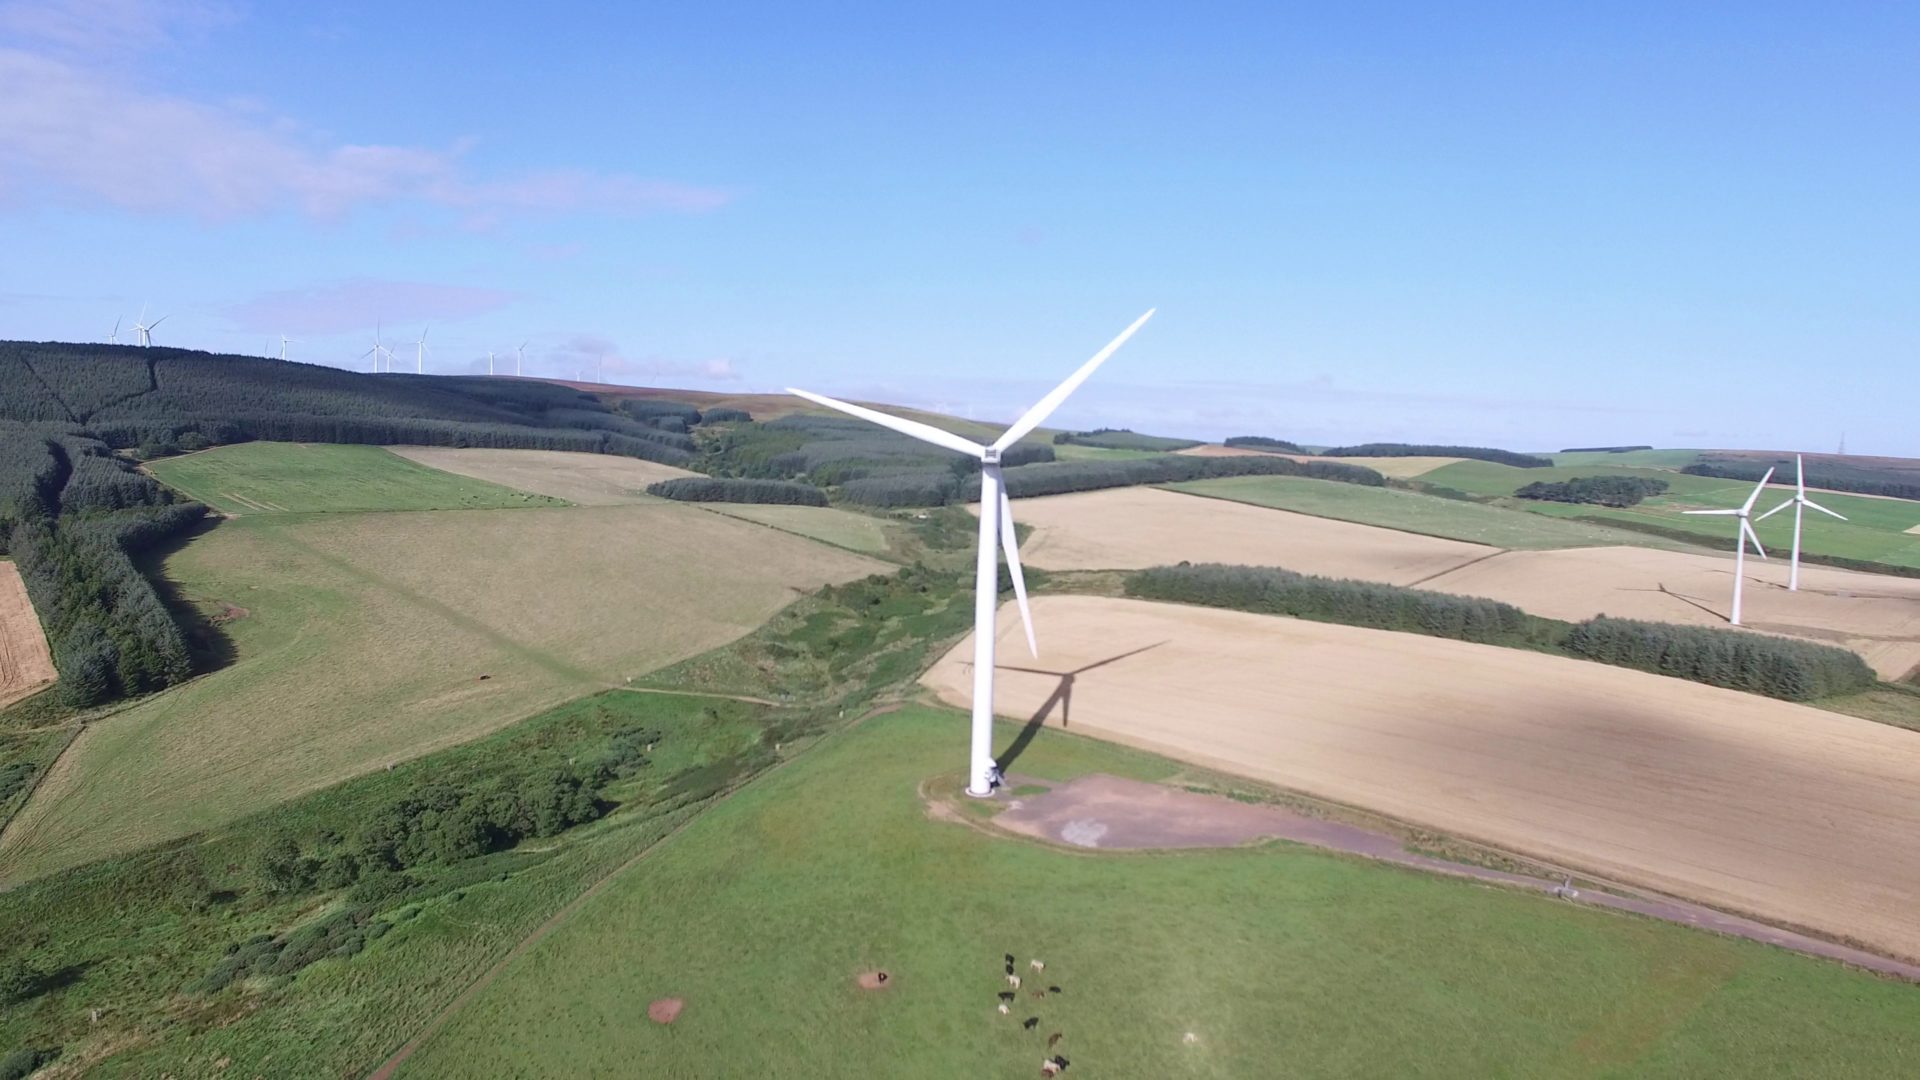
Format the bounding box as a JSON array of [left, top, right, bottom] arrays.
[[1419, 546, 1920, 681], [0, 562, 56, 710], [921, 595, 1920, 961], [1000, 487, 1495, 584]]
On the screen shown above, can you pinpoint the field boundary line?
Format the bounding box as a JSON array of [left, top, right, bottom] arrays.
[[364, 702, 895, 1079], [0, 719, 83, 848], [610, 685, 783, 707], [1405, 547, 1511, 588], [1158, 483, 1519, 554]]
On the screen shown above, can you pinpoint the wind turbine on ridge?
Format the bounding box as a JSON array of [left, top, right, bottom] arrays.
[[108, 316, 121, 344], [279, 335, 296, 360], [787, 309, 1155, 796], [412, 326, 430, 374], [361, 322, 391, 373], [487, 349, 496, 376], [516, 341, 527, 377], [1682, 467, 1775, 626], [1755, 455, 1846, 592], [131, 306, 167, 347]]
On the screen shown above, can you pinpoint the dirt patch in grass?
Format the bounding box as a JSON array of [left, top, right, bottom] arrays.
[[647, 998, 686, 1024]]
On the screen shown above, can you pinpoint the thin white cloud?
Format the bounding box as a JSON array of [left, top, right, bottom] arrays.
[[226, 278, 517, 335], [546, 334, 744, 384], [0, 0, 729, 222]]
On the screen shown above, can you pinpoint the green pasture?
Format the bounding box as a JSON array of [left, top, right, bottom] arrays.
[[1550, 449, 1706, 469], [1051, 442, 1166, 461], [402, 706, 1920, 1079], [147, 442, 565, 514], [1424, 460, 1920, 569], [1167, 475, 1699, 551]]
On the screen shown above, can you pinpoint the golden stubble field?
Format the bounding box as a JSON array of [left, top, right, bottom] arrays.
[[0, 562, 56, 711], [388, 447, 697, 504], [999, 487, 1496, 583], [922, 595, 1920, 961], [1420, 546, 1920, 680], [0, 504, 883, 884]]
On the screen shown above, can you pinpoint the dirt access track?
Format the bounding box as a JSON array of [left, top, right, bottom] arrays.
[[922, 595, 1920, 962], [0, 562, 56, 710]]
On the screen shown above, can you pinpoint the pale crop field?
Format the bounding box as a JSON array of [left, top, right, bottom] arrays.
[[1000, 486, 1495, 583], [0, 561, 56, 711], [389, 447, 697, 505], [921, 595, 1920, 961], [0, 504, 882, 884], [694, 503, 894, 554], [1419, 546, 1920, 680]]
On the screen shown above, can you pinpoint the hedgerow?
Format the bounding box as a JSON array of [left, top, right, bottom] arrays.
[[1562, 616, 1876, 700], [1323, 443, 1554, 468], [1682, 461, 1920, 502], [647, 477, 829, 506], [1223, 436, 1306, 453], [1052, 428, 1202, 452]]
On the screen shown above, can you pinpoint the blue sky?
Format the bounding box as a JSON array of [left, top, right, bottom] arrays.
[[1, 1, 1914, 453]]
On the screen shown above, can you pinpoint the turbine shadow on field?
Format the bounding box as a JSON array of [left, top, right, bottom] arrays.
[[994, 640, 1166, 770]]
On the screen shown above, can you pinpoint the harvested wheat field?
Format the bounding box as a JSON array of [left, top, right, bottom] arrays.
[[0, 504, 883, 884], [999, 486, 1494, 583], [1175, 447, 1467, 478], [389, 447, 697, 505], [922, 595, 1920, 960], [1421, 546, 1920, 680], [0, 562, 56, 710], [1176, 444, 1307, 458]]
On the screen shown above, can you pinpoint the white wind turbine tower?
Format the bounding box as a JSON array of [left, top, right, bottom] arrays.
[[361, 322, 391, 373], [279, 335, 296, 360], [516, 341, 528, 377], [1682, 467, 1775, 626], [787, 309, 1154, 796], [108, 316, 121, 344], [1755, 455, 1846, 592], [412, 326, 430, 374], [487, 350, 496, 376], [131, 306, 167, 347]]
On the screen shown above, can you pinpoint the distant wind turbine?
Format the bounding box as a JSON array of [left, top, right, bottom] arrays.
[[279, 335, 296, 360], [487, 349, 496, 376], [412, 326, 430, 374], [1755, 455, 1846, 592], [131, 306, 167, 347], [362, 322, 390, 373], [1682, 467, 1775, 626], [516, 341, 527, 377], [787, 308, 1155, 796], [108, 316, 121, 344]]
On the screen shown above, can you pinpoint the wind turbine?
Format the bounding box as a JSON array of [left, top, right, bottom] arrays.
[[279, 335, 296, 360], [487, 349, 496, 376], [1682, 467, 1774, 626], [108, 316, 121, 344], [1755, 455, 1846, 592], [131, 306, 167, 347], [787, 309, 1155, 796], [362, 323, 390, 373], [516, 341, 527, 377], [412, 326, 430, 374]]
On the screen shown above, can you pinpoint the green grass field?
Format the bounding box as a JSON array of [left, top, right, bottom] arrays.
[[1425, 460, 1920, 568], [0, 504, 882, 884], [400, 706, 1920, 1078], [1550, 449, 1707, 469], [148, 442, 566, 514], [1051, 442, 1167, 461], [1167, 475, 1700, 551], [696, 503, 896, 554]]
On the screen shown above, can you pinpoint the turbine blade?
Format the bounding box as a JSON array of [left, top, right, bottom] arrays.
[[1682, 509, 1740, 516], [784, 387, 985, 457], [1795, 454, 1806, 497], [997, 489, 1037, 658], [993, 309, 1155, 451], [1742, 519, 1767, 559], [1803, 498, 1846, 521], [1754, 498, 1793, 522], [1740, 467, 1776, 513], [149, 315, 168, 329]]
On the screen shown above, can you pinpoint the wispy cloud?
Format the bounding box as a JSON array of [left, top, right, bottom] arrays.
[[0, 0, 730, 223], [226, 278, 518, 335]]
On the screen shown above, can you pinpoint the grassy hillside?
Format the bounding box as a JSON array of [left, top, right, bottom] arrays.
[[0, 504, 882, 884], [1425, 460, 1920, 569], [149, 443, 564, 515], [1169, 475, 1701, 551], [403, 707, 1920, 1078]]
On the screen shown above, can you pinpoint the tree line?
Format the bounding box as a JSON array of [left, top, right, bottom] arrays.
[[1323, 443, 1554, 468], [647, 477, 829, 506], [1515, 475, 1670, 507], [1125, 562, 1877, 701], [1560, 445, 1653, 453], [1223, 435, 1306, 452], [1683, 461, 1920, 502], [1051, 428, 1202, 452]]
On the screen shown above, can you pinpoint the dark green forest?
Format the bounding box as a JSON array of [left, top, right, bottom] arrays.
[[1223, 435, 1306, 453], [1051, 427, 1202, 452], [1516, 475, 1670, 507], [1683, 461, 1920, 502], [646, 477, 829, 506]]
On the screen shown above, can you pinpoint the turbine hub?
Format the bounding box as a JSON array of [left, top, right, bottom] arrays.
[[982, 446, 1001, 464]]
